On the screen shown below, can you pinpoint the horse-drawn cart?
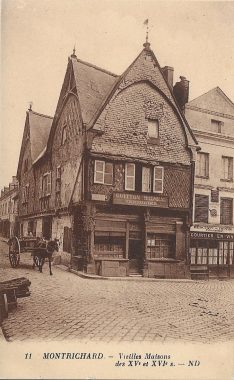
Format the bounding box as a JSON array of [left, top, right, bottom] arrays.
[[8, 236, 38, 268], [8, 236, 59, 275]]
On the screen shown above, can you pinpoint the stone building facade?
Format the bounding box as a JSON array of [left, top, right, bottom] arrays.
[[185, 87, 234, 279], [71, 42, 198, 277], [16, 42, 198, 277], [0, 176, 19, 238]]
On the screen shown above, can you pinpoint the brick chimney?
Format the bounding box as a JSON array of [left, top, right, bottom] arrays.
[[173, 76, 189, 112], [162, 66, 174, 90]]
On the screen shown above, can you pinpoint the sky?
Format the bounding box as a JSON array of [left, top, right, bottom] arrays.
[[1, 0, 234, 189]]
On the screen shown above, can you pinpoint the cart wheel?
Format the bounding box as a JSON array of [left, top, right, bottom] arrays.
[[8, 236, 20, 268]]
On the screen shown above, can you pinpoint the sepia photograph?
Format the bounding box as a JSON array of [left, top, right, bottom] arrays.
[[0, 0, 234, 379]]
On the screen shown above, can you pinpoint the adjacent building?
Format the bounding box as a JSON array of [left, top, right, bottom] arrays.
[[185, 87, 234, 278], [0, 176, 19, 238]]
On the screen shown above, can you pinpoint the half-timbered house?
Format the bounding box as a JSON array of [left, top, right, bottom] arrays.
[[17, 41, 198, 276]]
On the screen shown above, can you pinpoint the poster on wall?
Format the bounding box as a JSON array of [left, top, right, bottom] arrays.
[[1, 1, 234, 379]]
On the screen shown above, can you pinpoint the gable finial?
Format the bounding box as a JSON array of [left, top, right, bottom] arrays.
[[71, 44, 77, 58], [143, 18, 150, 50], [28, 101, 33, 111]]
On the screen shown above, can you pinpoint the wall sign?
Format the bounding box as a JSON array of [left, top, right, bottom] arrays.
[[91, 193, 107, 201], [190, 231, 234, 241], [192, 224, 234, 233], [113, 192, 169, 208]]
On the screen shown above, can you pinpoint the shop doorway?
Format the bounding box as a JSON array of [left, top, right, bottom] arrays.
[[129, 239, 143, 275]]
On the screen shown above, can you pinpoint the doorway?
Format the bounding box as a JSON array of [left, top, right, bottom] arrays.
[[42, 217, 52, 240], [129, 239, 143, 275]]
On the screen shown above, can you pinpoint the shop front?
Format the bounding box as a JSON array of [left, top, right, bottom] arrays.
[[75, 192, 190, 278], [190, 225, 234, 279]]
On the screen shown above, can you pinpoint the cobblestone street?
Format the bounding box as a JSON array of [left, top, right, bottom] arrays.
[[1, 239, 234, 343]]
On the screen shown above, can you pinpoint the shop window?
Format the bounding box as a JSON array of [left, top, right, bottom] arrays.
[[196, 152, 209, 178], [94, 160, 113, 185], [125, 163, 135, 191], [142, 167, 152, 192], [222, 156, 233, 181], [194, 194, 209, 223], [220, 198, 233, 225], [94, 232, 125, 258], [190, 239, 233, 266], [147, 119, 159, 139], [153, 167, 164, 193], [146, 234, 175, 259]]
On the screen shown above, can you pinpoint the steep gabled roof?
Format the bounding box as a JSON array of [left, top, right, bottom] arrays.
[[71, 57, 118, 125], [28, 110, 53, 161], [87, 45, 198, 147], [17, 110, 53, 178], [187, 87, 234, 116]]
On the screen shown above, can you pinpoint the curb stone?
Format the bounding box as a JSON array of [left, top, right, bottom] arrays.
[[54, 266, 199, 283]]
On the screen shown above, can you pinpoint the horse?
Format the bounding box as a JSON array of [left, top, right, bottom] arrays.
[[32, 239, 59, 275]]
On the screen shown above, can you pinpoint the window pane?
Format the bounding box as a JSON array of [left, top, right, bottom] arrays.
[[127, 177, 134, 190], [154, 180, 163, 192], [195, 194, 209, 223], [105, 163, 113, 174], [126, 163, 135, 176], [154, 167, 163, 179], [196, 152, 209, 177], [95, 172, 104, 183], [153, 167, 163, 193], [125, 163, 135, 190], [142, 167, 151, 192], [148, 119, 159, 138], [220, 198, 233, 225], [96, 161, 104, 172], [222, 156, 233, 180], [104, 173, 113, 185]]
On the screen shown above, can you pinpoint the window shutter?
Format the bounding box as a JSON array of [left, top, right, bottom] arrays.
[[153, 167, 164, 193], [40, 176, 43, 198], [104, 162, 113, 185], [142, 167, 151, 192], [220, 198, 233, 225], [94, 160, 105, 183], [125, 163, 135, 190], [47, 172, 52, 195], [195, 194, 209, 223]]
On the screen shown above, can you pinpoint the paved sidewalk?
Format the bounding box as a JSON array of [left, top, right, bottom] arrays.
[[1, 239, 234, 343]]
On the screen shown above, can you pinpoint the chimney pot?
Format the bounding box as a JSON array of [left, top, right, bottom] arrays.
[[162, 66, 174, 89]]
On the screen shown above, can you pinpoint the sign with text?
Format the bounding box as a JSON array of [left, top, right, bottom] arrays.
[[192, 224, 234, 233], [91, 193, 107, 201], [190, 231, 234, 241], [113, 192, 169, 208]]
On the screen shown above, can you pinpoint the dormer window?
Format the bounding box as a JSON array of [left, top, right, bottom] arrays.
[[61, 124, 67, 145], [147, 119, 159, 141]]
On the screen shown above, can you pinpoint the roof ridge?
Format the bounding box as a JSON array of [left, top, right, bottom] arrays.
[[29, 110, 53, 119], [75, 57, 118, 78], [188, 87, 234, 106]]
